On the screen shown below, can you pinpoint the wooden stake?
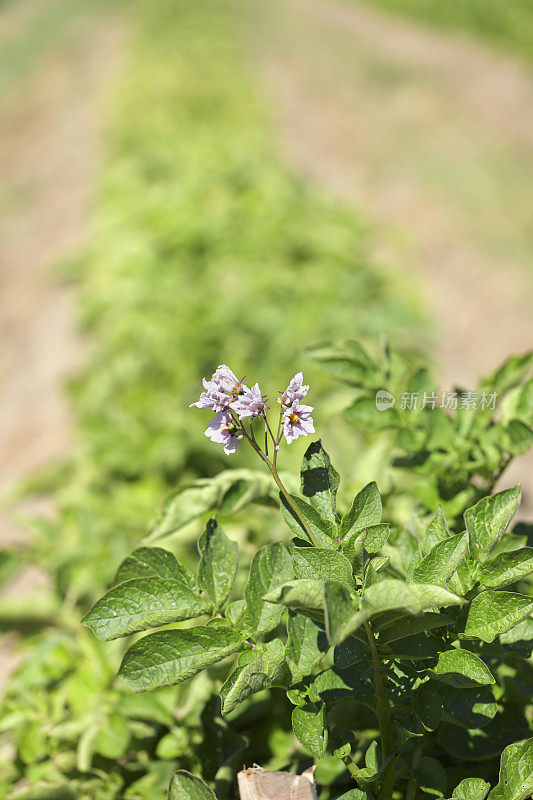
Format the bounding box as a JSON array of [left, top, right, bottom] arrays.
[[237, 766, 318, 800]]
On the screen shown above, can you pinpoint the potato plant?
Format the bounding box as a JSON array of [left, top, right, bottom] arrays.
[[310, 341, 533, 525], [84, 367, 533, 800]]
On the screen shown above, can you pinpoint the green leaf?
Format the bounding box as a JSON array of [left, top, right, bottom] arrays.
[[504, 420, 533, 456], [377, 611, 453, 645], [364, 524, 391, 554], [280, 493, 336, 548], [385, 634, 438, 660], [300, 439, 340, 525], [478, 548, 533, 588], [225, 599, 245, 628], [415, 756, 447, 798], [147, 470, 277, 541], [325, 578, 463, 645], [464, 590, 533, 643], [76, 723, 97, 772], [168, 770, 219, 800], [292, 702, 328, 758], [149, 483, 221, 541], [334, 636, 369, 669], [438, 723, 529, 762], [83, 577, 211, 640], [114, 546, 194, 587], [242, 544, 293, 637], [440, 684, 497, 729], [291, 546, 353, 584], [341, 529, 367, 565], [344, 396, 399, 431], [197, 519, 238, 609], [432, 648, 495, 688], [308, 666, 368, 706], [465, 487, 521, 562], [452, 777, 490, 800], [307, 340, 375, 384], [329, 726, 354, 759], [365, 740, 379, 772], [412, 685, 443, 731], [423, 507, 450, 553], [364, 580, 464, 616], [413, 533, 468, 586], [488, 738, 533, 800], [340, 482, 382, 538], [94, 712, 130, 759], [118, 625, 244, 691], [336, 791, 367, 800], [481, 351, 533, 394], [216, 469, 278, 514], [285, 612, 328, 681], [264, 579, 325, 614], [220, 652, 291, 715], [499, 617, 533, 655], [364, 555, 389, 586], [324, 581, 360, 645]]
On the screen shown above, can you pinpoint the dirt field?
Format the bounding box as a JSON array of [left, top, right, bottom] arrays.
[[248, 0, 533, 506], [0, 0, 125, 683]]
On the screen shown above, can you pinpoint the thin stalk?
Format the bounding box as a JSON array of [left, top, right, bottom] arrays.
[[238, 422, 319, 547], [342, 755, 359, 779], [364, 621, 396, 800], [267, 456, 319, 548], [264, 415, 278, 449], [489, 451, 512, 492], [273, 408, 283, 468]]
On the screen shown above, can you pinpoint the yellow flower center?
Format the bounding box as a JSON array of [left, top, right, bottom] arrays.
[[289, 411, 300, 425]]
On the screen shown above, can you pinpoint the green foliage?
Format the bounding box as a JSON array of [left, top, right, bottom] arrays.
[[1, 0, 532, 797], [168, 771, 218, 800], [197, 520, 239, 610], [85, 439, 533, 799], [0, 0, 423, 793], [220, 652, 291, 716], [119, 626, 245, 692], [488, 739, 533, 800], [310, 340, 533, 526], [83, 578, 212, 640], [463, 591, 533, 643]]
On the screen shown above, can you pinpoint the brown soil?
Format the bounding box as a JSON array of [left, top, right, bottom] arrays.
[[248, 0, 533, 508]]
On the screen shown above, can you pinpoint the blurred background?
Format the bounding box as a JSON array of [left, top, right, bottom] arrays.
[[0, 0, 532, 794]]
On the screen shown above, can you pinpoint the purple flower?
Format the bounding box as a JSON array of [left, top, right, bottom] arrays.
[[204, 410, 240, 455], [231, 383, 267, 419], [283, 400, 315, 444], [190, 378, 231, 412], [278, 372, 309, 406], [212, 364, 247, 395]]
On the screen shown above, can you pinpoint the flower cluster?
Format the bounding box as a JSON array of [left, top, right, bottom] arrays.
[[190, 365, 314, 455], [277, 372, 314, 445]]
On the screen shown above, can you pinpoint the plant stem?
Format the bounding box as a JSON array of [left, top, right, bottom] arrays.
[[238, 422, 319, 547], [342, 755, 359, 779], [364, 621, 396, 800], [267, 457, 319, 548], [272, 406, 284, 468], [489, 451, 512, 492]]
